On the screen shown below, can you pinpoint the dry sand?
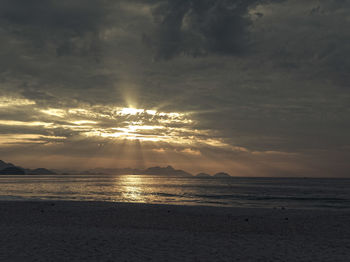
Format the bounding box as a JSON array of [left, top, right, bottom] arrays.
[[0, 201, 349, 261]]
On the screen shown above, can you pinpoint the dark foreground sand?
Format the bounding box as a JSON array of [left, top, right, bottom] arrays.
[[0, 201, 349, 262]]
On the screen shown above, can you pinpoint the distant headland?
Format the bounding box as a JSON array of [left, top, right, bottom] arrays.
[[0, 160, 56, 175], [0, 160, 231, 177]]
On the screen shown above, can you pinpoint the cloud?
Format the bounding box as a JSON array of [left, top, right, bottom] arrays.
[[0, 0, 349, 176], [144, 0, 286, 59], [250, 0, 350, 85], [0, 0, 115, 57]]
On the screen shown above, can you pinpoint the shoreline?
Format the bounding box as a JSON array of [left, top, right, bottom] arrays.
[[0, 200, 349, 261], [1, 198, 349, 211]]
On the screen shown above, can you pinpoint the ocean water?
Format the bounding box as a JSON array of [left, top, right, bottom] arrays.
[[0, 175, 349, 209]]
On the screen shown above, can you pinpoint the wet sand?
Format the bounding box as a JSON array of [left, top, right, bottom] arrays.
[[0, 201, 349, 261]]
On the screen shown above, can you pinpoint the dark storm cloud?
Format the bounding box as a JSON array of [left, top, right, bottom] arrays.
[[252, 0, 350, 88], [0, 0, 120, 107], [0, 0, 155, 106], [0, 0, 113, 57], [145, 0, 284, 59]]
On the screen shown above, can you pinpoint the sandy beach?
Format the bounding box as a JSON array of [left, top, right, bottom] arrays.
[[0, 201, 349, 262]]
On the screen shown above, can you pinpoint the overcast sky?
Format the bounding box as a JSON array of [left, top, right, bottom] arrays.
[[0, 0, 349, 176]]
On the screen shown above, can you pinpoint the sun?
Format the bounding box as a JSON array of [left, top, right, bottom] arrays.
[[34, 104, 227, 147], [120, 108, 144, 115]]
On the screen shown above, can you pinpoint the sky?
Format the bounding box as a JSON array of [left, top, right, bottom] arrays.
[[0, 0, 349, 177]]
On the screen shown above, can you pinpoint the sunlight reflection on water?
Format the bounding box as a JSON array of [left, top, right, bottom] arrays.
[[0, 175, 349, 209], [119, 175, 146, 202]]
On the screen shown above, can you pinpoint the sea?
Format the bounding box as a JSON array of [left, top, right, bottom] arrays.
[[0, 174, 349, 209]]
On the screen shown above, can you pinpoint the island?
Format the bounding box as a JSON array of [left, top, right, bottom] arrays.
[[195, 173, 212, 178], [213, 172, 231, 178]]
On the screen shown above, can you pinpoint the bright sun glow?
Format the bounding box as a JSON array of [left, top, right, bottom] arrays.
[[0, 97, 36, 107], [71, 120, 98, 125], [77, 107, 196, 143], [40, 108, 66, 118], [120, 108, 145, 115], [0, 98, 229, 148]]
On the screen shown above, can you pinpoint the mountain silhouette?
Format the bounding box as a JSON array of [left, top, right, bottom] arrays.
[[0, 160, 56, 175], [0, 166, 25, 175], [143, 166, 192, 177], [195, 172, 211, 178], [213, 172, 231, 178], [86, 165, 192, 177], [0, 160, 230, 178], [26, 168, 56, 175], [0, 160, 15, 170]]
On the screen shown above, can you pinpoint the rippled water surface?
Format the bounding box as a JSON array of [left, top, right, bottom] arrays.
[[0, 175, 349, 209]]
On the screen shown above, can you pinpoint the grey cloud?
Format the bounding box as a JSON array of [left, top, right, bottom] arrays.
[[250, 0, 350, 86], [145, 0, 285, 59], [20, 89, 58, 105], [0, 0, 152, 106], [0, 0, 114, 57]]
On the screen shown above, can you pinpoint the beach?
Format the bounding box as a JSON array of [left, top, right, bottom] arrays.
[[0, 201, 349, 262]]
